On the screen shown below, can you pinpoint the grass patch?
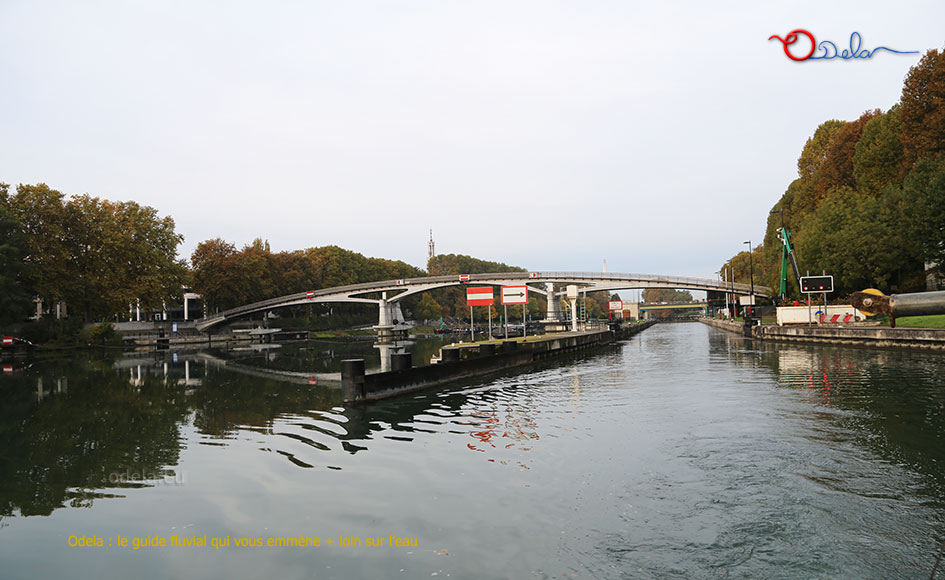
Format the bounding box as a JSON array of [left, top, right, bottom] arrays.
[[408, 325, 438, 335], [309, 329, 375, 338], [889, 315, 945, 328]]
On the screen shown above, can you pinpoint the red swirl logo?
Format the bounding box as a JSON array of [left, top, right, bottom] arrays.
[[769, 29, 816, 61]]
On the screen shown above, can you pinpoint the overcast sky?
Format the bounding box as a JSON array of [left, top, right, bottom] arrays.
[[2, 1, 942, 279]]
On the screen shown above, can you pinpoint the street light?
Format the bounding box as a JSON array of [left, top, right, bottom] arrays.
[[770, 209, 786, 302], [715, 270, 724, 318], [744, 240, 755, 317]]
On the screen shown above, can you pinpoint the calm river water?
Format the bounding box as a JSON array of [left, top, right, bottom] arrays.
[[2, 323, 945, 579]]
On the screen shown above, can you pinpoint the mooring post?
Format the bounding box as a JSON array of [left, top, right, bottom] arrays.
[[341, 359, 366, 402], [441, 348, 460, 362], [391, 352, 412, 371]]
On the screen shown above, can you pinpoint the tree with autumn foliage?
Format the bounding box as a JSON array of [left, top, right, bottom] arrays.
[[190, 240, 425, 321], [729, 49, 945, 299], [900, 49, 945, 169], [3, 183, 187, 321]]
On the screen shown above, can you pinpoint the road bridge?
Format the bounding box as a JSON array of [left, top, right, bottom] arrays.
[[195, 271, 769, 334], [639, 301, 710, 317]]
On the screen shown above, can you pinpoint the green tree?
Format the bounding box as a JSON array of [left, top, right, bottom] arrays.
[[900, 156, 945, 273], [0, 184, 33, 322], [853, 106, 904, 197], [413, 293, 443, 321], [642, 289, 694, 303], [6, 184, 72, 307], [191, 238, 241, 312], [6, 185, 186, 321]]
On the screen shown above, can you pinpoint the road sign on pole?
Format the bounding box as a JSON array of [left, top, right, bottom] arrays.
[[466, 287, 494, 306], [608, 300, 623, 311], [800, 275, 833, 294], [501, 285, 528, 305]]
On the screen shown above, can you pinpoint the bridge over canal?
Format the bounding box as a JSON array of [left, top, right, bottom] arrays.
[[195, 271, 770, 334]]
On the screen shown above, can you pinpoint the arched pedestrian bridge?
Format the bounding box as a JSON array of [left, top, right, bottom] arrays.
[[194, 271, 769, 333]]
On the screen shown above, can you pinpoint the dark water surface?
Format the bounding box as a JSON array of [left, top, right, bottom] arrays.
[[2, 324, 945, 579]]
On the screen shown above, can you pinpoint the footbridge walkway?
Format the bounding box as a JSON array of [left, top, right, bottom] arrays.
[[195, 271, 769, 334]]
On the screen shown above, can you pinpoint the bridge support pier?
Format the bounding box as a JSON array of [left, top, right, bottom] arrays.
[[375, 293, 408, 341], [544, 283, 564, 322], [542, 283, 571, 332]]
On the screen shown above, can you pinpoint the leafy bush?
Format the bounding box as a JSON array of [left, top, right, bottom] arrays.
[[86, 322, 123, 346]]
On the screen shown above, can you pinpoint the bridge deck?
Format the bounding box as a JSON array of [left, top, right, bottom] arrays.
[[196, 271, 769, 332]]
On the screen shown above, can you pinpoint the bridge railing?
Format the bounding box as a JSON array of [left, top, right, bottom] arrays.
[[533, 272, 760, 294], [196, 272, 766, 326]]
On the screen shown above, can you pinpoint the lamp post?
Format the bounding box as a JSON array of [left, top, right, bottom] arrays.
[[715, 271, 721, 318], [770, 209, 786, 303], [744, 240, 755, 318]]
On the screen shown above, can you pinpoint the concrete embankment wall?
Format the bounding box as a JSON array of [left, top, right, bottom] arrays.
[[343, 320, 657, 403], [701, 318, 945, 350], [701, 318, 748, 334]]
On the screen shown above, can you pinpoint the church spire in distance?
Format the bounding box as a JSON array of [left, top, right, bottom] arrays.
[[428, 229, 435, 262]]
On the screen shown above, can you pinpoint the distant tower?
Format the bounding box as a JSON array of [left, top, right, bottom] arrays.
[[602, 259, 607, 273], [428, 229, 435, 262]]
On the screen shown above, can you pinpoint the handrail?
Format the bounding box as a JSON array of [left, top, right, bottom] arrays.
[[196, 271, 769, 327]]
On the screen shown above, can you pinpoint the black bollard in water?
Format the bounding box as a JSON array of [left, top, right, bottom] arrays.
[[441, 348, 460, 363], [341, 359, 366, 402], [391, 352, 412, 371]]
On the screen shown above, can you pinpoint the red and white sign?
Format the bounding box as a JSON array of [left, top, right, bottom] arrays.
[[459, 274, 470, 283], [395, 279, 405, 285], [608, 300, 623, 311], [466, 287, 494, 306], [2, 365, 12, 374], [306, 291, 314, 299], [308, 376, 317, 385], [529, 272, 540, 278], [2, 337, 12, 347], [501, 285, 529, 305]]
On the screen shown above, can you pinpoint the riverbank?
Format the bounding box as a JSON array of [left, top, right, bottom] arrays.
[[701, 317, 945, 350]]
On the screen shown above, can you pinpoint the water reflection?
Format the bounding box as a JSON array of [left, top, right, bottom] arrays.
[[0, 354, 189, 516], [706, 327, 945, 507], [3, 326, 945, 579]]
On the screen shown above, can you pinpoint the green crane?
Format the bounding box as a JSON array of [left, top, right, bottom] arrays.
[[777, 226, 802, 301]]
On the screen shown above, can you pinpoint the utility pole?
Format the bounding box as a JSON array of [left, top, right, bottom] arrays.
[[744, 240, 755, 318]]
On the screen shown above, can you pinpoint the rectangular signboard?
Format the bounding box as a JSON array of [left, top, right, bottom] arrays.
[[608, 300, 623, 311], [739, 295, 756, 306], [306, 291, 314, 299], [2, 337, 12, 347], [800, 275, 833, 294], [466, 287, 494, 306], [501, 285, 529, 305], [458, 274, 470, 283]]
